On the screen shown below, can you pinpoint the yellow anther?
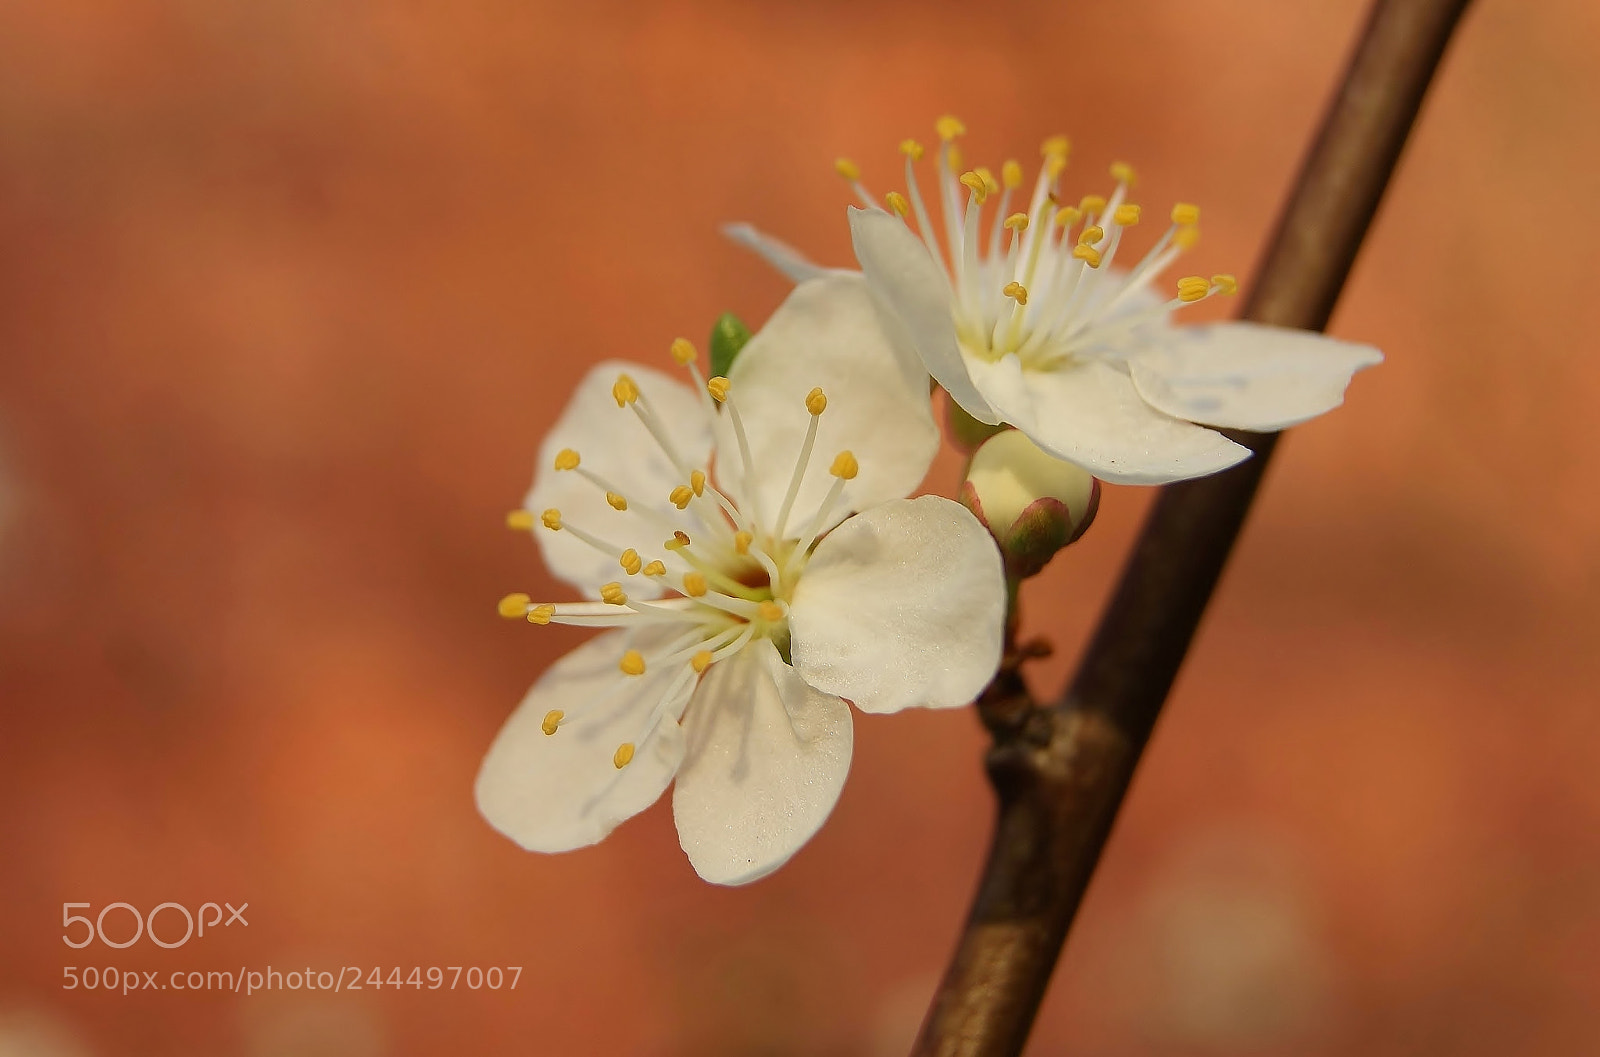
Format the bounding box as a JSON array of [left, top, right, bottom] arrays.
[[758, 600, 785, 623], [540, 710, 563, 736], [505, 509, 535, 531], [605, 492, 628, 511], [1044, 153, 1068, 179], [1171, 202, 1200, 226], [1002, 281, 1029, 306], [691, 651, 713, 673], [1001, 159, 1023, 189], [600, 582, 628, 605], [935, 115, 966, 141], [1053, 206, 1083, 229], [1004, 212, 1029, 233], [975, 167, 999, 195], [706, 376, 730, 402], [1078, 225, 1105, 246], [670, 485, 693, 509], [899, 139, 925, 161], [1211, 274, 1239, 295], [1175, 225, 1201, 250], [834, 157, 861, 181], [1176, 275, 1212, 303], [830, 451, 859, 480], [682, 572, 708, 597], [667, 530, 692, 550], [670, 337, 697, 365], [497, 593, 531, 619], [619, 548, 643, 575], [611, 373, 640, 407], [1079, 194, 1107, 215], [619, 650, 646, 676], [540, 508, 562, 531], [806, 387, 828, 415], [1113, 204, 1142, 226], [553, 448, 580, 471], [613, 743, 635, 769], [885, 191, 910, 217], [527, 603, 555, 625], [690, 469, 706, 497], [734, 530, 753, 554], [642, 560, 666, 577], [958, 171, 989, 204], [1110, 161, 1137, 187], [1072, 244, 1104, 268], [1040, 134, 1071, 158]]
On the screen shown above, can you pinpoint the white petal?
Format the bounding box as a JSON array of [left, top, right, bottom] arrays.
[[672, 640, 853, 885], [720, 222, 832, 284], [790, 496, 1005, 714], [475, 626, 691, 853], [720, 272, 938, 531], [1129, 321, 1384, 432], [848, 206, 1003, 425], [1084, 266, 1170, 321], [526, 360, 711, 597], [966, 354, 1251, 485]]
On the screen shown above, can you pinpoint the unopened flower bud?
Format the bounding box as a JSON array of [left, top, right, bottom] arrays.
[[959, 430, 1100, 577]]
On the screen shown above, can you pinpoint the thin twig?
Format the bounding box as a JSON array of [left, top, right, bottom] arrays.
[[912, 1, 1475, 1054]]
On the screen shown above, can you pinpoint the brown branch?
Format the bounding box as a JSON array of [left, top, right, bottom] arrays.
[[911, 1, 1476, 1054]]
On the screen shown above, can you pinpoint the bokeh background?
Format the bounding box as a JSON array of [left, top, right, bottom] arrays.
[[2, 0, 1597, 1054]]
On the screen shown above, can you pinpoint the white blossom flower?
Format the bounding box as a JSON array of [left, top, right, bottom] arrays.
[[728, 118, 1383, 485], [476, 274, 1007, 885]]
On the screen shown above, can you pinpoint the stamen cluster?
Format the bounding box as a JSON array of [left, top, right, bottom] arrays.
[[835, 116, 1236, 371], [497, 341, 859, 772]]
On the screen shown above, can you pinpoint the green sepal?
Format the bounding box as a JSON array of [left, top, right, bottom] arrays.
[[1001, 497, 1073, 579], [709, 313, 752, 378], [946, 396, 1008, 452]]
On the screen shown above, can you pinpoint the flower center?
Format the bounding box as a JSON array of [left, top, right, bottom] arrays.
[[497, 340, 862, 770], [836, 117, 1239, 373]]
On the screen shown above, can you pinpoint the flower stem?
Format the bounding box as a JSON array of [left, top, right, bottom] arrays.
[[912, 1, 1476, 1054]]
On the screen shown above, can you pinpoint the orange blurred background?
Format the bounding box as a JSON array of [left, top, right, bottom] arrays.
[[2, 1, 1598, 1054]]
